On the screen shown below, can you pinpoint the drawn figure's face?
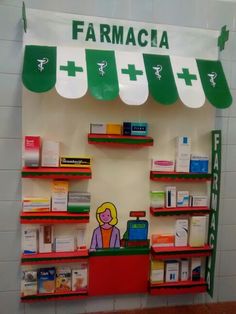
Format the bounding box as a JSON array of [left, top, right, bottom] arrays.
[[99, 208, 112, 223]]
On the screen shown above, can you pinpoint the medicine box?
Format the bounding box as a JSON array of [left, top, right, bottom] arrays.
[[38, 267, 56, 294], [52, 180, 68, 212], [90, 123, 106, 134], [150, 191, 165, 208], [190, 195, 208, 207], [22, 197, 51, 212], [165, 260, 179, 282], [189, 216, 206, 247], [175, 219, 189, 247], [106, 124, 122, 135], [55, 236, 75, 252], [150, 260, 164, 284], [180, 259, 189, 281], [151, 159, 175, 172], [22, 228, 38, 254], [165, 186, 176, 208], [191, 258, 201, 281], [22, 271, 37, 296], [24, 136, 41, 167], [55, 267, 71, 293], [176, 136, 191, 156], [41, 140, 60, 167], [72, 263, 88, 291], [39, 225, 53, 253], [60, 156, 91, 168], [190, 155, 209, 173], [152, 234, 175, 247], [123, 122, 148, 136], [177, 191, 189, 207], [175, 157, 190, 173], [68, 192, 91, 213]]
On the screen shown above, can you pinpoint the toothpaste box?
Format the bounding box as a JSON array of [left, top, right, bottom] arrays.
[[22, 228, 38, 254], [39, 225, 53, 253], [52, 180, 68, 212], [175, 219, 189, 247], [38, 267, 56, 294], [190, 155, 209, 173], [55, 267, 71, 293], [177, 191, 189, 207], [165, 186, 176, 208], [72, 263, 88, 291], [90, 123, 106, 134], [24, 136, 41, 167], [41, 140, 60, 167], [123, 122, 148, 136], [22, 197, 51, 212], [151, 159, 175, 172], [22, 270, 37, 296], [150, 191, 165, 208]]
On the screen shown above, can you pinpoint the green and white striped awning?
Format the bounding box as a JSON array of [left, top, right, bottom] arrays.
[[22, 45, 232, 109]]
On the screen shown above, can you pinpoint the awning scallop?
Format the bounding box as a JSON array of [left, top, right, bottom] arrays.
[[22, 45, 232, 109]]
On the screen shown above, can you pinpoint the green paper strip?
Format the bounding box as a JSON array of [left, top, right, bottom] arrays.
[[89, 137, 153, 144], [89, 247, 150, 256]]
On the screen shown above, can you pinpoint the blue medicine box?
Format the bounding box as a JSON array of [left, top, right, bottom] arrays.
[[190, 156, 209, 173], [123, 122, 148, 136]]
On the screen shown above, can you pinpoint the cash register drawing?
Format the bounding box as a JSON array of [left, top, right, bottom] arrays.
[[90, 202, 121, 250]]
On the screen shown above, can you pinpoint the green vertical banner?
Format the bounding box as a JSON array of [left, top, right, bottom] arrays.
[[22, 45, 56, 93], [206, 130, 221, 297], [86, 49, 119, 100]]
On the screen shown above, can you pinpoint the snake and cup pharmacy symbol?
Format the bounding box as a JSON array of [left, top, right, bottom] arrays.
[[37, 58, 49, 72], [153, 65, 162, 80], [208, 72, 217, 87], [97, 61, 108, 76]]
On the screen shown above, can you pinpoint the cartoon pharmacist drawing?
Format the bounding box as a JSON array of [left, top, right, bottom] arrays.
[[90, 202, 121, 250]]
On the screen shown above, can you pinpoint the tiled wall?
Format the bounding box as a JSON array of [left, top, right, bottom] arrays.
[[0, 0, 235, 313]]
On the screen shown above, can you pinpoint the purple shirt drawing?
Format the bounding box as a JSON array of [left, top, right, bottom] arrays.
[[90, 226, 121, 250]]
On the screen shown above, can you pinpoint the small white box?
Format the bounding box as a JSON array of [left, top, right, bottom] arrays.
[[39, 225, 53, 253], [22, 271, 37, 296], [165, 261, 179, 282], [72, 263, 88, 291], [150, 260, 164, 283], [151, 159, 175, 172], [55, 236, 75, 252], [52, 180, 68, 212], [22, 228, 38, 254], [176, 136, 191, 156], [175, 219, 189, 247], [177, 191, 189, 207], [41, 140, 60, 167], [165, 186, 176, 208], [175, 157, 190, 173], [189, 216, 206, 247], [90, 123, 106, 134], [190, 196, 208, 207], [191, 257, 201, 281], [180, 259, 189, 281], [150, 191, 165, 208]]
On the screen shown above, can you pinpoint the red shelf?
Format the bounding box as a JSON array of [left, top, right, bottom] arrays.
[[150, 206, 210, 216], [20, 212, 89, 224], [21, 289, 88, 303], [88, 134, 153, 146], [149, 279, 207, 295], [151, 245, 212, 260], [21, 249, 88, 265], [150, 171, 212, 182], [22, 167, 92, 180]]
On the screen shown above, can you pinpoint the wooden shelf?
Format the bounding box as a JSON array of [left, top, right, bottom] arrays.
[[22, 167, 92, 180], [20, 212, 89, 224], [149, 279, 207, 295], [88, 134, 153, 146], [150, 206, 210, 216], [151, 245, 212, 260], [21, 290, 88, 303], [21, 249, 88, 265], [150, 171, 212, 182]]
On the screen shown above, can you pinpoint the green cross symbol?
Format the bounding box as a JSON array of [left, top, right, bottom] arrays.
[[177, 68, 197, 86], [121, 64, 143, 81], [60, 61, 83, 77], [218, 25, 229, 51]]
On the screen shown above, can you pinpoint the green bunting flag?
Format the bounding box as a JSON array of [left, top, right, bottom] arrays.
[[22, 45, 56, 93], [197, 59, 232, 109], [143, 54, 178, 105], [86, 49, 119, 100]]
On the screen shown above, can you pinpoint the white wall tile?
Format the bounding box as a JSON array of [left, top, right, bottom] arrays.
[[114, 294, 141, 310], [141, 294, 167, 308], [129, 0, 154, 23], [25, 302, 56, 314], [0, 261, 20, 291], [0, 107, 21, 138], [0, 170, 21, 201], [0, 231, 20, 261], [229, 89, 236, 117], [228, 117, 236, 144], [223, 171, 236, 198], [0, 5, 22, 41], [0, 201, 21, 231], [222, 198, 236, 225], [0, 74, 21, 107], [225, 145, 236, 171], [231, 61, 236, 89], [0, 139, 21, 169], [205, 276, 219, 303], [194, 293, 206, 304], [220, 225, 236, 250], [0, 41, 22, 74], [0, 291, 24, 314], [167, 294, 194, 306], [214, 117, 228, 145], [230, 32, 236, 61], [220, 251, 236, 276], [218, 275, 236, 301], [221, 60, 233, 88], [86, 295, 114, 312], [207, 0, 236, 30], [56, 299, 86, 314]]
